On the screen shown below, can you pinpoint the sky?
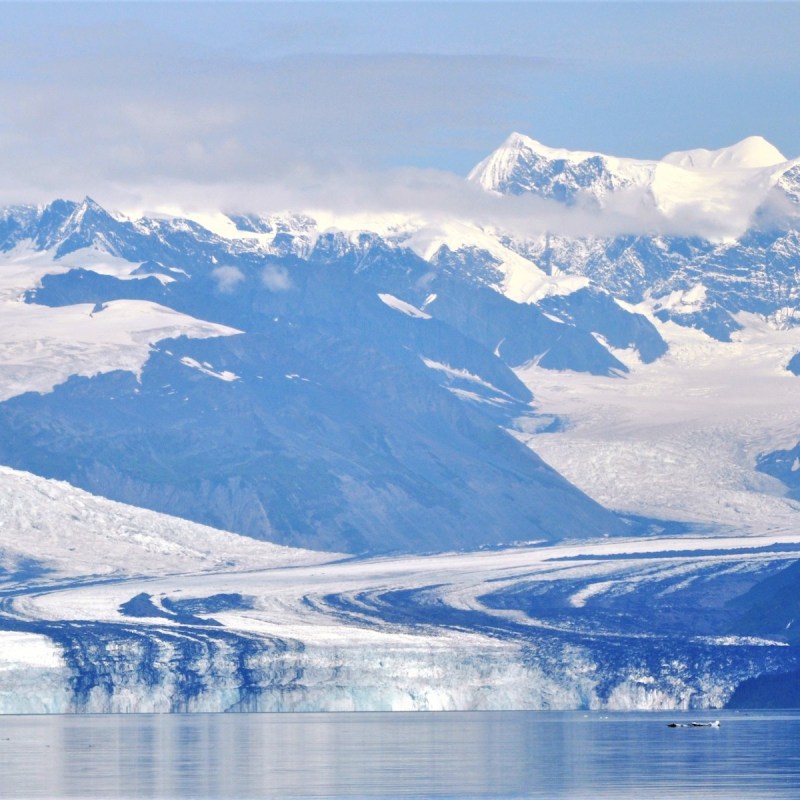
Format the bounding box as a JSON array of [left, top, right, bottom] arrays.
[[0, 2, 799, 217]]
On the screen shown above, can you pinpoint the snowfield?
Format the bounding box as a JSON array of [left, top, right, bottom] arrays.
[[0, 465, 335, 582], [517, 310, 800, 535], [0, 244, 241, 401]]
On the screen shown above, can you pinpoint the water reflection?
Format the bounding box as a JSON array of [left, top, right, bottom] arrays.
[[1, 711, 799, 798]]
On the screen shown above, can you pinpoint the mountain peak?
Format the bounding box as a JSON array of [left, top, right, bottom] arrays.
[[661, 136, 787, 170], [468, 133, 640, 202], [78, 195, 105, 212], [56, 196, 114, 236], [468, 133, 606, 191], [500, 132, 602, 163], [502, 131, 533, 150], [68, 196, 100, 224]]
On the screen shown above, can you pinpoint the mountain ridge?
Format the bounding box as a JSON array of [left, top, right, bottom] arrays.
[[0, 198, 636, 554]]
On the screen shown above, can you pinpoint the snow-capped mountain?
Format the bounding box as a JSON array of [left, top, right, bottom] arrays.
[[466, 132, 800, 339], [1, 126, 800, 555], [469, 131, 790, 215], [0, 198, 640, 554], [468, 132, 656, 204], [662, 135, 787, 171]]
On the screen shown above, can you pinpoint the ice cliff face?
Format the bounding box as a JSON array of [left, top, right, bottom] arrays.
[[2, 621, 788, 714]]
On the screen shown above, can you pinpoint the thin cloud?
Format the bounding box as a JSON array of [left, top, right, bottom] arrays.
[[0, 8, 796, 244], [212, 266, 245, 294], [72, 153, 791, 246], [0, 13, 553, 200], [261, 266, 293, 292]]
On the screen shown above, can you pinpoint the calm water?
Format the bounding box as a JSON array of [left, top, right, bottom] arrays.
[[1, 710, 799, 799]]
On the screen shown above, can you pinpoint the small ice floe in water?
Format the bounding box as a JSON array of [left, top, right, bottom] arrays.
[[668, 720, 721, 728]]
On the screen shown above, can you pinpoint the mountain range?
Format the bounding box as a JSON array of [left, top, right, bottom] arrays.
[[1, 133, 799, 554], [1, 133, 800, 711]]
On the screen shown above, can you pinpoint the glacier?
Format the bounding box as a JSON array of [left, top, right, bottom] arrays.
[[1, 466, 799, 713]]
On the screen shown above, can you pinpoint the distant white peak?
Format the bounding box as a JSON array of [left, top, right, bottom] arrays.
[[662, 136, 787, 171], [79, 195, 104, 211], [467, 132, 654, 197], [67, 196, 117, 224], [498, 132, 604, 163], [468, 132, 603, 189]]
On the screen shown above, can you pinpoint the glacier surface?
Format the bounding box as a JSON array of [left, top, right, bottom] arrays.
[[1, 467, 799, 713]]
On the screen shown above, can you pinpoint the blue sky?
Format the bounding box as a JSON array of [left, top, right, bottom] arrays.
[[1, 2, 798, 206]]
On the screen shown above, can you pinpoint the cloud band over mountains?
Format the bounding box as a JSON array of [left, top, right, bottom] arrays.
[[1, 4, 798, 242]]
